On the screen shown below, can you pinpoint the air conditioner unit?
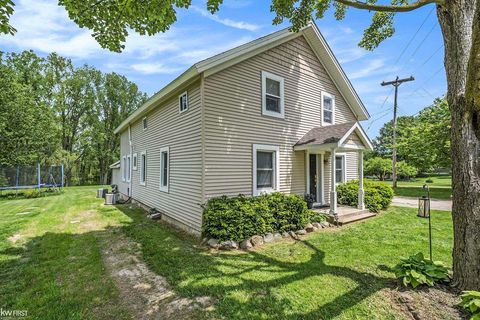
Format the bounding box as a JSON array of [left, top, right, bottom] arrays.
[[97, 188, 108, 198], [105, 193, 118, 205]]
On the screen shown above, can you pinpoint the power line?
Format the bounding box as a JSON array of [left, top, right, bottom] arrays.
[[393, 6, 435, 65], [406, 22, 438, 63], [418, 44, 444, 68]]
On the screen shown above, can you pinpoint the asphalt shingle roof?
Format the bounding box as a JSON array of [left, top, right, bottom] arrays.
[[295, 122, 356, 146]]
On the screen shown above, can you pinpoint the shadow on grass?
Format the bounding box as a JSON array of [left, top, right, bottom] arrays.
[[0, 204, 397, 319]]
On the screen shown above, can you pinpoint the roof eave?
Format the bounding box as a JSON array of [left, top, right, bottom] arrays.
[[301, 22, 370, 121], [114, 65, 200, 134]]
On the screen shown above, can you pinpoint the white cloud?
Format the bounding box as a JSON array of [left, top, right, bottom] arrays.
[[0, 0, 103, 58], [190, 6, 260, 31], [131, 63, 184, 75]]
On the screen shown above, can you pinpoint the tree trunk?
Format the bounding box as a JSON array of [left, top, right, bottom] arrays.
[[437, 1, 480, 290]]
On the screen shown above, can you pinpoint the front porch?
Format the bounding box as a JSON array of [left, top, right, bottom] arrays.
[[294, 122, 374, 222], [314, 206, 376, 225]]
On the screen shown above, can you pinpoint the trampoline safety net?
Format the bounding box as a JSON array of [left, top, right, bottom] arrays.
[[0, 164, 64, 190]]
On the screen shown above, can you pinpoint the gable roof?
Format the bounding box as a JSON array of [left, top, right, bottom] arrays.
[[295, 122, 373, 150], [114, 21, 369, 134]]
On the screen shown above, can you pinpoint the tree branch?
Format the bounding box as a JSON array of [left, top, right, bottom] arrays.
[[334, 0, 441, 12]]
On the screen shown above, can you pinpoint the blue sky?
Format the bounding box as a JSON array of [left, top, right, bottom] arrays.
[[0, 0, 446, 138]]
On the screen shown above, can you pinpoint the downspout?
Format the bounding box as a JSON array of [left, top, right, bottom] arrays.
[[128, 124, 133, 197]]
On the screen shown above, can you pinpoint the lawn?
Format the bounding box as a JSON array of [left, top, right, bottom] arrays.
[[0, 186, 455, 319], [367, 175, 452, 200]]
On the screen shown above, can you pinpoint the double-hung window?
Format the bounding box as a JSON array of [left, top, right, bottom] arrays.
[[140, 151, 147, 186], [126, 155, 131, 182], [322, 92, 335, 125], [335, 155, 346, 183], [261, 71, 284, 118], [179, 92, 188, 113], [159, 147, 169, 192], [253, 144, 280, 196], [122, 155, 127, 181], [132, 153, 138, 171]]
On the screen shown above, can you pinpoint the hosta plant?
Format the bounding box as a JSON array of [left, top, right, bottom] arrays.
[[393, 252, 449, 288], [460, 291, 480, 320]]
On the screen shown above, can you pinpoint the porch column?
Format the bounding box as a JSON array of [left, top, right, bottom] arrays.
[[330, 148, 337, 215], [358, 150, 365, 210]]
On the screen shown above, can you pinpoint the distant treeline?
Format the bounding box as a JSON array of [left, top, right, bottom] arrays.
[[0, 50, 148, 186]]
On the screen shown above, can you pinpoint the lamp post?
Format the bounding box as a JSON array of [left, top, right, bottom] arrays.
[[418, 184, 432, 261]]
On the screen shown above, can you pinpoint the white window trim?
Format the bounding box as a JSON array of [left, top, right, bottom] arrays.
[[122, 155, 127, 182], [132, 153, 138, 171], [126, 154, 131, 182], [261, 71, 285, 119], [140, 151, 147, 186], [335, 153, 347, 184], [159, 146, 169, 193], [179, 91, 188, 113], [321, 91, 335, 126], [252, 144, 280, 196], [142, 117, 148, 130]]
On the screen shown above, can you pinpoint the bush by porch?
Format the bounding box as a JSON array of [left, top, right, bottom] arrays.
[[337, 180, 394, 212]]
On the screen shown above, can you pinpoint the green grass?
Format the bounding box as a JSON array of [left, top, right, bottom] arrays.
[[0, 186, 454, 319], [367, 175, 452, 200]]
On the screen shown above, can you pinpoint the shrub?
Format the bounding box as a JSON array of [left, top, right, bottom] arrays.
[[364, 157, 392, 180], [426, 178, 434, 183], [460, 291, 480, 320], [393, 252, 449, 288], [337, 180, 394, 212], [309, 212, 327, 223], [396, 161, 418, 180], [202, 193, 312, 241], [23, 189, 43, 198]]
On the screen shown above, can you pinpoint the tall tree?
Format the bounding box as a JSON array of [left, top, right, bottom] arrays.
[[0, 0, 478, 289], [373, 98, 451, 173]]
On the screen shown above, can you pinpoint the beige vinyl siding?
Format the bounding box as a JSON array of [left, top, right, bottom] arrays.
[[120, 81, 203, 233], [203, 36, 358, 198]]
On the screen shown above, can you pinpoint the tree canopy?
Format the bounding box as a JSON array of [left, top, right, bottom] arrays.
[[372, 97, 451, 173], [0, 50, 147, 185]]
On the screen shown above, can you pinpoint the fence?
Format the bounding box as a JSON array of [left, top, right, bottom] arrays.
[[0, 164, 64, 191]]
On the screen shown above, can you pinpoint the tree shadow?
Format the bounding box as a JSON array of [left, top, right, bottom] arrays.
[[0, 203, 398, 319], [115, 204, 397, 319]]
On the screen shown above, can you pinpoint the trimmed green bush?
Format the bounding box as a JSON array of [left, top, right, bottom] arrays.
[[202, 193, 313, 242], [337, 180, 394, 212]]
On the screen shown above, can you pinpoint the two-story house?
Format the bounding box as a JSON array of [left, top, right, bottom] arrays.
[[113, 22, 373, 236]]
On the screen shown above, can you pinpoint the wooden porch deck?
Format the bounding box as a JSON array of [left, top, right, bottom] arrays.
[[313, 206, 376, 226]]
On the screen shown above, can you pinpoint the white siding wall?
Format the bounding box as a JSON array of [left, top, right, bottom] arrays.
[[118, 132, 130, 195], [119, 81, 203, 233], [203, 36, 358, 198]]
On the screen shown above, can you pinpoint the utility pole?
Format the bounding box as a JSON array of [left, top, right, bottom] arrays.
[[381, 76, 415, 188]]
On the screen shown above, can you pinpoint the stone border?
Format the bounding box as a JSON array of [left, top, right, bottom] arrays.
[[203, 221, 334, 251]]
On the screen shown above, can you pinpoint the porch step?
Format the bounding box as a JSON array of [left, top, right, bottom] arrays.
[[327, 210, 376, 226]]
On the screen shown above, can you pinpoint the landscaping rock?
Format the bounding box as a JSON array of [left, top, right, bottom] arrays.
[[321, 221, 330, 228], [250, 235, 264, 247], [305, 223, 315, 232], [282, 231, 290, 238], [288, 231, 300, 240], [207, 238, 219, 249], [263, 233, 274, 243], [240, 239, 252, 250], [201, 237, 209, 245], [273, 233, 282, 240], [312, 222, 322, 229], [296, 229, 307, 236], [219, 240, 238, 250]]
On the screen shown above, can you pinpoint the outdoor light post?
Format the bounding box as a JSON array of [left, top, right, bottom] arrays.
[[418, 184, 432, 261]]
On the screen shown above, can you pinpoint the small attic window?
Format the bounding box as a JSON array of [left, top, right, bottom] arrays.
[[179, 92, 188, 113], [143, 117, 148, 130]]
